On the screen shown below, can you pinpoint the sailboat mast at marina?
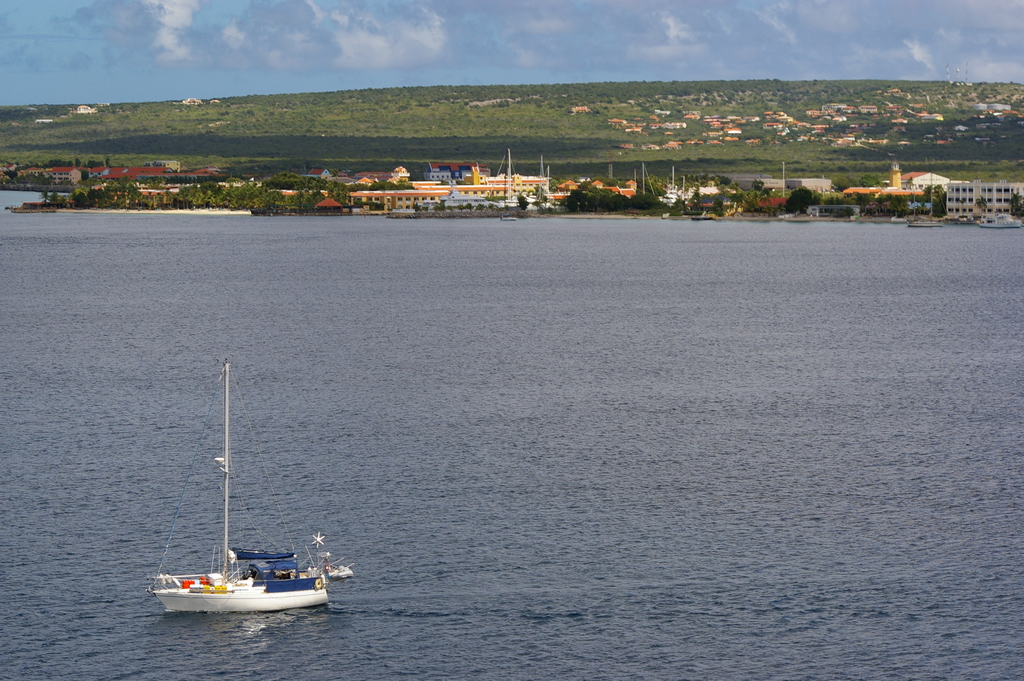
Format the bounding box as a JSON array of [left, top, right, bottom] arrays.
[[497, 148, 519, 208]]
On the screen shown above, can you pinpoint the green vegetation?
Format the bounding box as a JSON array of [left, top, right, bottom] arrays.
[[564, 188, 664, 213], [51, 174, 351, 210], [2, 79, 1024, 180]]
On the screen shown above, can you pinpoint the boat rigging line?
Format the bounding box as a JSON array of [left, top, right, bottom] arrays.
[[228, 370, 299, 557], [155, 378, 220, 576]]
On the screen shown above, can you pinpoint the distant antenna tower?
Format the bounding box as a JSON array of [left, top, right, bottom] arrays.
[[956, 67, 960, 83], [966, 59, 969, 85], [946, 63, 950, 83]]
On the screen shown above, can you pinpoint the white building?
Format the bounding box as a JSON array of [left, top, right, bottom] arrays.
[[443, 187, 501, 208], [424, 162, 490, 182], [901, 172, 952, 190], [808, 205, 860, 217], [786, 178, 832, 192], [946, 180, 1024, 217], [726, 174, 785, 191]]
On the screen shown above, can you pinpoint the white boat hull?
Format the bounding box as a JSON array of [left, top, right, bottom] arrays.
[[152, 587, 328, 612]]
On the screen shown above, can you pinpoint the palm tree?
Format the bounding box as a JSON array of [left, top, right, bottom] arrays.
[[975, 195, 988, 215], [1009, 191, 1023, 217], [888, 194, 909, 217], [740, 191, 763, 214]]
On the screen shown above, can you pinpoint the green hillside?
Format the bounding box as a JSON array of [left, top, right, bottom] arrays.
[[2, 79, 1023, 179]]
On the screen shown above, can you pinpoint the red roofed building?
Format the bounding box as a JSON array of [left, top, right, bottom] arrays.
[[44, 167, 84, 184], [93, 166, 224, 183], [900, 171, 951, 190]]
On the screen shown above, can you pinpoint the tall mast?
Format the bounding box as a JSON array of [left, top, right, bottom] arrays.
[[222, 361, 231, 578]]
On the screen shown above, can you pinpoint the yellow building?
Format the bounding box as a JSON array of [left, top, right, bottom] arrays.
[[349, 188, 451, 212], [888, 162, 901, 188], [483, 174, 548, 194]]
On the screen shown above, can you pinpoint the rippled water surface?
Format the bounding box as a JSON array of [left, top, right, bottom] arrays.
[[3, 213, 1023, 679]]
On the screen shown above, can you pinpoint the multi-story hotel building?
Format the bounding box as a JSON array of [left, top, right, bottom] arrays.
[[946, 180, 1024, 217]]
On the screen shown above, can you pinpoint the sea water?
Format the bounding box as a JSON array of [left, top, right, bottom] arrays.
[[2, 213, 1023, 679]]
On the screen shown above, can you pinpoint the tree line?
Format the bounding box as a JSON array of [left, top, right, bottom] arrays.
[[46, 173, 373, 210]]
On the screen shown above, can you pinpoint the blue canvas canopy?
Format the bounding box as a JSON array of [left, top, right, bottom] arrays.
[[246, 559, 298, 581], [234, 549, 295, 560]]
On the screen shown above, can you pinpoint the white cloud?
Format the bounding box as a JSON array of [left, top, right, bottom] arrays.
[[222, 20, 245, 50], [329, 6, 446, 69], [793, 0, 861, 32], [904, 39, 934, 72], [303, 0, 330, 24], [964, 58, 1024, 83], [663, 16, 694, 44], [753, 1, 796, 44], [143, 0, 204, 63], [627, 15, 705, 62]]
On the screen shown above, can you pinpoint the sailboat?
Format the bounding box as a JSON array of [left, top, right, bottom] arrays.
[[149, 361, 352, 612], [497, 148, 521, 209]]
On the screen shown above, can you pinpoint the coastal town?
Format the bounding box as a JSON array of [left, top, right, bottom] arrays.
[[4, 154, 1023, 223], [4, 88, 1024, 221]]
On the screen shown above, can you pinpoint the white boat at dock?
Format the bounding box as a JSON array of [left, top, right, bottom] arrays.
[[979, 214, 1022, 228]]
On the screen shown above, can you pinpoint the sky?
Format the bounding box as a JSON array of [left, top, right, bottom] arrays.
[[3, 0, 1024, 106]]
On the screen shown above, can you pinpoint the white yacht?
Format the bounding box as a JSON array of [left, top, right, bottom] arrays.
[[979, 214, 1022, 228]]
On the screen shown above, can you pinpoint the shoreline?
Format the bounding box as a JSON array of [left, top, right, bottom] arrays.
[[5, 206, 953, 224], [47, 208, 251, 216]]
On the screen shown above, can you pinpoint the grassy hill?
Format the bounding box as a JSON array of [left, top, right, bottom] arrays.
[[2, 79, 1023, 180]]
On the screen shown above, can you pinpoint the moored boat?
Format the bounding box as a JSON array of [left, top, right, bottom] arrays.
[[979, 214, 1022, 229], [148, 362, 352, 612]]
